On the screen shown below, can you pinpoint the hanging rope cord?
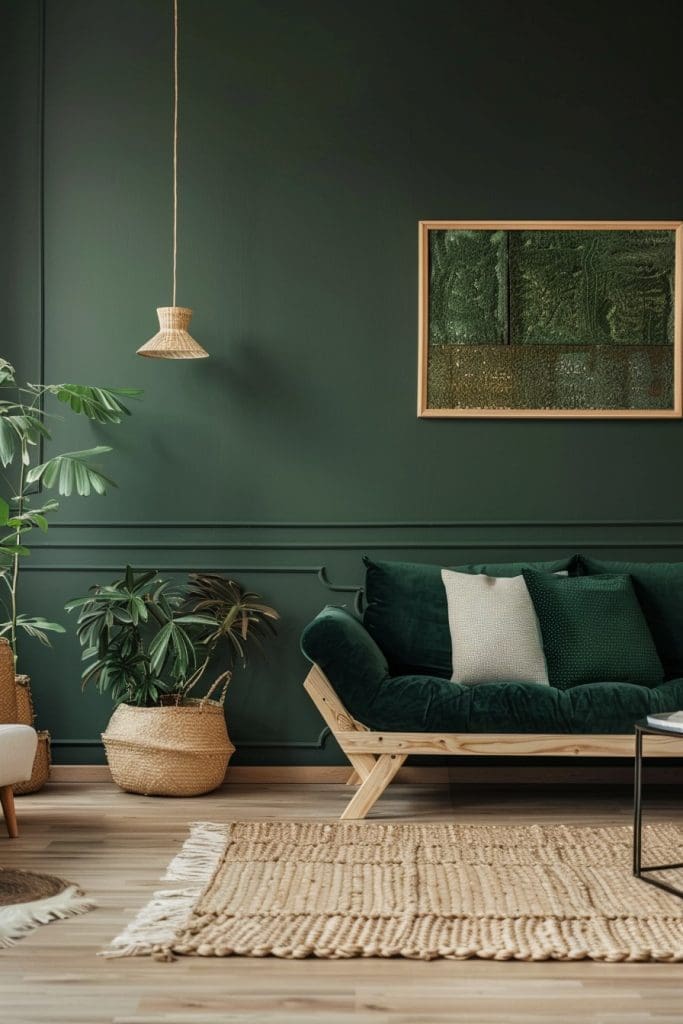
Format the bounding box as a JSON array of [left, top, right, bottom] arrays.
[[172, 0, 179, 306]]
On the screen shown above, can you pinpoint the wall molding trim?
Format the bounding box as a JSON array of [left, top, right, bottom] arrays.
[[23, 563, 327, 573], [52, 726, 331, 752], [48, 519, 683, 528], [28, 539, 683, 551], [21, 562, 361, 598]]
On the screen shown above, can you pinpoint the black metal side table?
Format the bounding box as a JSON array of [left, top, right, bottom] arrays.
[[633, 719, 683, 899]]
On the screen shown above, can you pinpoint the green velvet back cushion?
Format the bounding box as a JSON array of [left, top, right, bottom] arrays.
[[580, 556, 683, 680], [522, 570, 664, 691], [362, 556, 578, 677]]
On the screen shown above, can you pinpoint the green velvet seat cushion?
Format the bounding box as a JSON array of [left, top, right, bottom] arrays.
[[301, 606, 682, 735], [362, 555, 578, 678], [579, 556, 683, 680], [522, 569, 664, 691], [358, 675, 683, 734]]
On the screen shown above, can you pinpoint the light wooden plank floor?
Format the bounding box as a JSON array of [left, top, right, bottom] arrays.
[[0, 781, 681, 1024]]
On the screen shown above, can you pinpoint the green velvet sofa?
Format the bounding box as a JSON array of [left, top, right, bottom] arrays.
[[300, 554, 683, 819]]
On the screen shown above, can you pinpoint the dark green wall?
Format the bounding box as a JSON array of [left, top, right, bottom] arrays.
[[4, 0, 683, 764]]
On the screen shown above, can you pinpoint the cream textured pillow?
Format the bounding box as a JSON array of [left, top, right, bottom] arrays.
[[441, 569, 549, 686]]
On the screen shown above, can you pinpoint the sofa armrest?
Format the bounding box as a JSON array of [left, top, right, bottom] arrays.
[[300, 606, 389, 720]]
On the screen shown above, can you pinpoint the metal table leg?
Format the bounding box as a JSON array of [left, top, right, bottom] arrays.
[[632, 727, 642, 877], [632, 725, 683, 899]]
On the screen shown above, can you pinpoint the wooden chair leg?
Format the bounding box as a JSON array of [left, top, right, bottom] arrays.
[[0, 784, 18, 838], [346, 769, 360, 786], [340, 753, 407, 820]]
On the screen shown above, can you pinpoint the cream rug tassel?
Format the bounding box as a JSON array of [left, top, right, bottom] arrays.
[[103, 821, 230, 960]]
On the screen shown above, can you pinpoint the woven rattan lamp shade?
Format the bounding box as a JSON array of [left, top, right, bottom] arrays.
[[138, 0, 209, 360], [137, 307, 208, 359]]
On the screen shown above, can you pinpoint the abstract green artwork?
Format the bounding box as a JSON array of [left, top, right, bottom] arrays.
[[418, 222, 681, 418]]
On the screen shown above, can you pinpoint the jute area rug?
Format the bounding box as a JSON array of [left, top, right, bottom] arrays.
[[0, 867, 94, 947], [106, 821, 683, 962]]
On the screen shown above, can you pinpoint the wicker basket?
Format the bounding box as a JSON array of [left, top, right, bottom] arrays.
[[14, 730, 51, 795], [15, 674, 36, 726], [102, 699, 234, 797], [0, 637, 17, 724]]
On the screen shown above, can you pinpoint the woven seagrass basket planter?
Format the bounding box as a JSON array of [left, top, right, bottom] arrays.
[[12, 674, 51, 794], [102, 699, 234, 797], [14, 730, 51, 795], [0, 636, 17, 723]]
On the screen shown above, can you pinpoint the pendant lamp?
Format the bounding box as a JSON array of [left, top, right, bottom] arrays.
[[138, 0, 208, 359]]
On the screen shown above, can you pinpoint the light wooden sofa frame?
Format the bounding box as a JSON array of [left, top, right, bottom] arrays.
[[304, 665, 682, 820]]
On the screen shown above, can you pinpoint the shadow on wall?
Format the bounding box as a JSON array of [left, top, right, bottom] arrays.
[[220, 335, 330, 439]]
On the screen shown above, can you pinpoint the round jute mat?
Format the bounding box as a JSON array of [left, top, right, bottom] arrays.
[[0, 868, 68, 907], [0, 867, 94, 946]]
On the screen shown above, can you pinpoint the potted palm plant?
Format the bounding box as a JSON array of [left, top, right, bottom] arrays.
[[0, 357, 140, 794], [0, 358, 141, 656], [66, 568, 279, 796]]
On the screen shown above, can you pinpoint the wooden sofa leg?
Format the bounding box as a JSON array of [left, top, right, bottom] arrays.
[[0, 784, 18, 838], [340, 753, 407, 820], [302, 667, 379, 787], [346, 752, 377, 784]]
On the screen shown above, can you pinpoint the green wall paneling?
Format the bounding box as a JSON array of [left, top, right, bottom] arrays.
[[5, 0, 683, 764]]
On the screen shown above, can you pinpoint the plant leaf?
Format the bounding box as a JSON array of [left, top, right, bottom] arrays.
[[0, 360, 16, 386], [26, 447, 116, 496], [10, 615, 66, 648], [51, 384, 143, 424], [148, 620, 173, 677], [0, 418, 16, 467]]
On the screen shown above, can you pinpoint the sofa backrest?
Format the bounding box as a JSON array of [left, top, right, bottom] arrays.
[[362, 556, 578, 677]]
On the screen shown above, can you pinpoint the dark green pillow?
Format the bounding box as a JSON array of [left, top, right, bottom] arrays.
[[579, 556, 683, 680], [363, 555, 579, 677], [522, 569, 664, 691]]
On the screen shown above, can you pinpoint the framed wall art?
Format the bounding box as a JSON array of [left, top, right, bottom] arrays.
[[417, 220, 682, 418]]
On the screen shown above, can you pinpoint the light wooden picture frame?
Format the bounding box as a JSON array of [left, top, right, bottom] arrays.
[[417, 220, 683, 419]]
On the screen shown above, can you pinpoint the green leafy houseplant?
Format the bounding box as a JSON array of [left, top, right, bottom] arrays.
[[66, 568, 280, 797], [0, 358, 140, 658], [66, 567, 280, 706]]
